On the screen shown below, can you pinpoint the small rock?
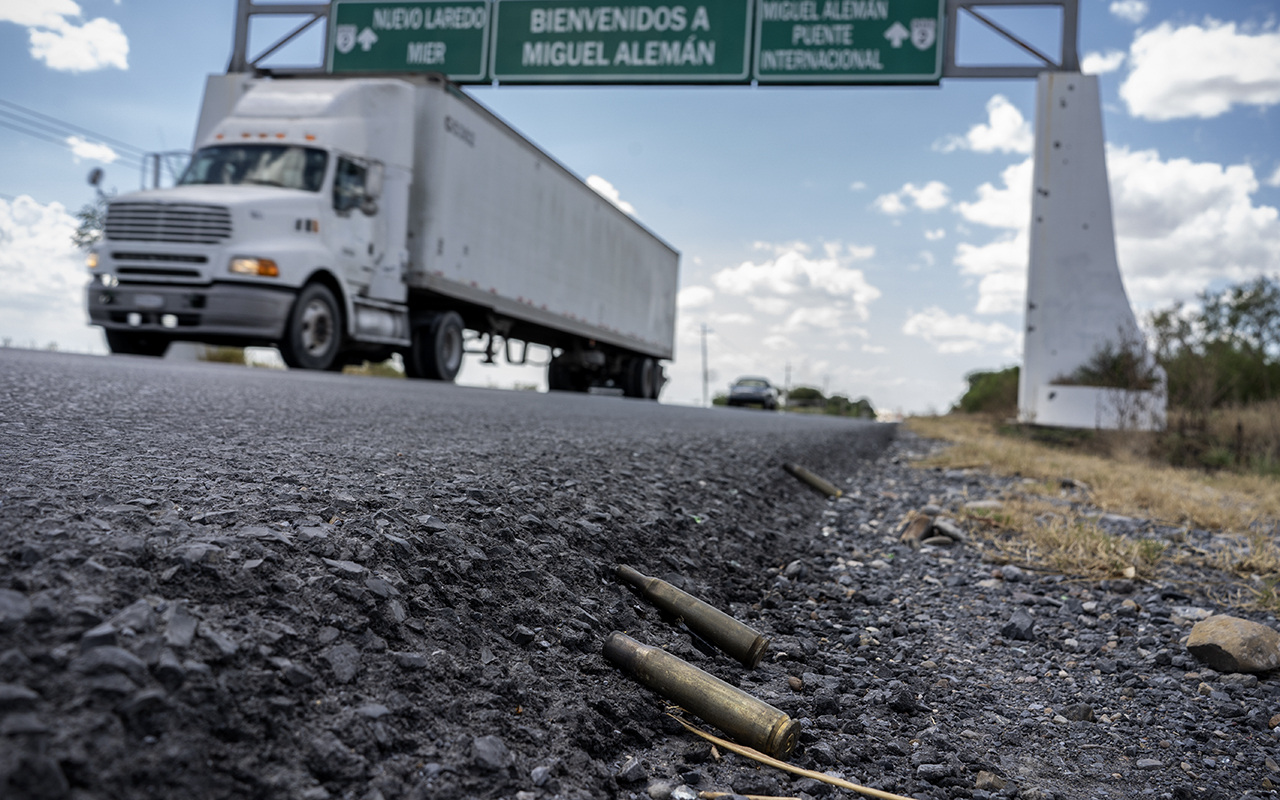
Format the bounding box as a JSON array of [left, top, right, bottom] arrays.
[[0, 589, 32, 629], [932, 517, 967, 542], [1061, 703, 1095, 722], [512, 625, 536, 645], [921, 536, 954, 547], [177, 542, 224, 565], [70, 645, 148, 684], [364, 577, 399, 599], [199, 623, 239, 657], [1000, 564, 1025, 582], [917, 764, 951, 784], [473, 734, 513, 771], [323, 643, 361, 683], [357, 703, 390, 719], [392, 651, 427, 670], [920, 504, 943, 516], [110, 598, 157, 633], [1221, 672, 1259, 688], [647, 780, 674, 799], [1136, 758, 1163, 770], [1001, 609, 1036, 641], [974, 772, 1006, 791], [788, 676, 803, 691], [322, 558, 366, 576], [670, 787, 699, 800], [1187, 615, 1280, 673], [10, 755, 70, 798], [531, 765, 553, 786], [417, 514, 448, 531], [616, 757, 647, 784], [282, 663, 315, 686], [153, 649, 186, 690], [164, 605, 199, 648], [80, 622, 118, 650], [0, 682, 40, 711]]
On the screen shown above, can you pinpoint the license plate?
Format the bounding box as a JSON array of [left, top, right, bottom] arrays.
[[134, 294, 164, 309]]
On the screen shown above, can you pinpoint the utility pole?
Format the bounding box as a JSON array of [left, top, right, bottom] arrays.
[[783, 360, 791, 410], [700, 323, 712, 407]]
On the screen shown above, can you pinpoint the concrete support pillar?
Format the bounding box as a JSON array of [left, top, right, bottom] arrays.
[[1018, 72, 1165, 430]]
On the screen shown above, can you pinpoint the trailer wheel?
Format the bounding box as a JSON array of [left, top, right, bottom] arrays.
[[623, 357, 657, 400], [105, 330, 170, 357], [280, 283, 342, 371], [408, 311, 464, 381]]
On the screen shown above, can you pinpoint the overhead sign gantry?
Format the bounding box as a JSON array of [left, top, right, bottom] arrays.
[[225, 0, 1167, 432]]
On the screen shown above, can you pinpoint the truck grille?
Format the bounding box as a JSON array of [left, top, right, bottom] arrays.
[[105, 202, 232, 244]]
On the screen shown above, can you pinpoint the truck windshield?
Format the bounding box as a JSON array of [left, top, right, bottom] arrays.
[[179, 145, 328, 192]]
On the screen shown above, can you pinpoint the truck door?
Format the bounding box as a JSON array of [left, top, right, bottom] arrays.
[[330, 155, 382, 291]]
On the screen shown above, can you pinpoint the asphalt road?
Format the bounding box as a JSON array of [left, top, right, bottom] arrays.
[[0, 347, 894, 800]]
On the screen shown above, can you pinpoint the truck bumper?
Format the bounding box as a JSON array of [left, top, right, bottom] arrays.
[[87, 280, 295, 345]]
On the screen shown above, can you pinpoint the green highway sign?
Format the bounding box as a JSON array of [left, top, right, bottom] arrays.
[[329, 1, 491, 81], [753, 0, 943, 83], [490, 0, 753, 83]]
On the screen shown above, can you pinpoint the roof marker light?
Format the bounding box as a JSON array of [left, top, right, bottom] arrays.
[[305, 134, 316, 141]]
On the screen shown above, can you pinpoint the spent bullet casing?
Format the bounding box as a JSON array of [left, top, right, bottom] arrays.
[[602, 631, 799, 760], [616, 565, 770, 668], [782, 462, 843, 498]]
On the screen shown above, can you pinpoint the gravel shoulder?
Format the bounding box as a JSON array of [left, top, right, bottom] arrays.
[[2, 349, 1276, 800]]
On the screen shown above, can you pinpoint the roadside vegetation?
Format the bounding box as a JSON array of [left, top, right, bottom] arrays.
[[910, 275, 1280, 606]]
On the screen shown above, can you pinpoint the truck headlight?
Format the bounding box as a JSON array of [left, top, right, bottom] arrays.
[[229, 257, 279, 277], [86, 252, 99, 269]]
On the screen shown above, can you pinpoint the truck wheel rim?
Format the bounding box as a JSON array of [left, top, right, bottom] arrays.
[[300, 299, 334, 356], [441, 325, 462, 373]]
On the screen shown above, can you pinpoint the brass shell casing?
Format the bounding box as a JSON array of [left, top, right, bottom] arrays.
[[603, 631, 799, 760], [782, 462, 843, 498], [617, 564, 770, 669]]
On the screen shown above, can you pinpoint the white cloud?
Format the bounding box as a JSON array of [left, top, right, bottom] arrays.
[[1120, 21, 1280, 121], [952, 146, 1280, 314], [936, 95, 1033, 155], [712, 241, 881, 322], [902, 307, 1019, 354], [0, 1, 129, 72], [875, 181, 950, 215], [918, 250, 936, 268], [1109, 0, 1148, 24], [954, 158, 1033, 231], [849, 181, 867, 191], [586, 174, 637, 216], [847, 244, 875, 260], [0, 195, 100, 351], [677, 285, 714, 309], [1082, 49, 1126, 75], [747, 296, 791, 316], [1267, 165, 1280, 188], [861, 344, 886, 354], [66, 136, 117, 164], [712, 312, 753, 325], [925, 228, 946, 241]]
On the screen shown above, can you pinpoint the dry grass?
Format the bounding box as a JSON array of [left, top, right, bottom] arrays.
[[907, 415, 1280, 531], [1166, 399, 1280, 474], [906, 414, 1280, 605]]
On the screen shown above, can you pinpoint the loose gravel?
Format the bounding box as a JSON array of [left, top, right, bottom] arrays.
[[2, 349, 1278, 800]]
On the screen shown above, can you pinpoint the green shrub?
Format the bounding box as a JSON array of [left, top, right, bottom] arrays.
[[957, 367, 1019, 416]]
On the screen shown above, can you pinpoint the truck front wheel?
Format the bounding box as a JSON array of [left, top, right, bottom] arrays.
[[280, 283, 342, 371], [407, 311, 464, 381], [105, 330, 170, 357]]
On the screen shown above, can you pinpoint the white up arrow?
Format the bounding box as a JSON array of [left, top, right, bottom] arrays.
[[357, 27, 379, 52], [883, 21, 909, 48]]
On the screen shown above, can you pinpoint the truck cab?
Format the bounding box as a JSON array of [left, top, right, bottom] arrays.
[[86, 79, 414, 369]]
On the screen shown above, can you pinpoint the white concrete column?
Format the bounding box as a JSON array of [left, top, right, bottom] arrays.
[[1017, 72, 1164, 430]]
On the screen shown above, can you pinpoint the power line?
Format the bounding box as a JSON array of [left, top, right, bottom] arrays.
[[0, 114, 144, 169], [0, 97, 149, 156]]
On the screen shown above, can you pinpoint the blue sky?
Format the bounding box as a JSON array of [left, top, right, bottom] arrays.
[[2, 0, 1279, 412]]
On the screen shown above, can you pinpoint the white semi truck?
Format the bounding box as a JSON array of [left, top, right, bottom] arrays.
[[86, 74, 678, 398]]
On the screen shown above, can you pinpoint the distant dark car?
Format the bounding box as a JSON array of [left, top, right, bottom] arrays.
[[726, 377, 779, 410]]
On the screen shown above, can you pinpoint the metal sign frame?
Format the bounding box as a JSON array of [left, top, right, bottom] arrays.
[[227, 0, 1079, 82]]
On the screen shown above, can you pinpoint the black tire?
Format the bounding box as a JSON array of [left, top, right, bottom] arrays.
[[623, 357, 656, 399], [407, 311, 464, 381], [105, 330, 170, 357], [280, 283, 342, 371]]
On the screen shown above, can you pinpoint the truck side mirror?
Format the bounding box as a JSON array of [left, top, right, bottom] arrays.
[[365, 162, 384, 200]]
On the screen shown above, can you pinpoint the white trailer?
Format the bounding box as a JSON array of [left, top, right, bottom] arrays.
[[86, 74, 679, 398]]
